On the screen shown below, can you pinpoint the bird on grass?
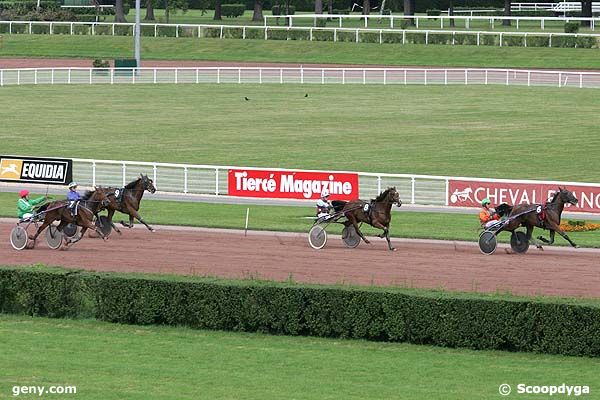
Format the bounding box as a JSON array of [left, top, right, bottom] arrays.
[[304, 93, 309, 98], [244, 97, 250, 101]]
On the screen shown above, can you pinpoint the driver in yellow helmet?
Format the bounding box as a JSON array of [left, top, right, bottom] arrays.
[[479, 198, 500, 228]]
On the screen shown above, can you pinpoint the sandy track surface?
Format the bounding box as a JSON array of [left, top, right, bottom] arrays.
[[2, 222, 599, 298]]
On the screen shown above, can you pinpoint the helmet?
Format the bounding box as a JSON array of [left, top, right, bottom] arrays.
[[68, 182, 78, 189], [321, 189, 330, 198], [19, 189, 29, 198], [481, 198, 491, 206]]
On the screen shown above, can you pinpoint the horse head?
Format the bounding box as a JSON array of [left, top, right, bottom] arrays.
[[558, 187, 578, 206], [140, 174, 156, 194], [92, 189, 111, 208], [389, 187, 402, 207]]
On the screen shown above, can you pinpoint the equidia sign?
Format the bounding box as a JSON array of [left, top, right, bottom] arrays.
[[0, 156, 73, 185], [448, 179, 600, 213], [228, 169, 359, 200]]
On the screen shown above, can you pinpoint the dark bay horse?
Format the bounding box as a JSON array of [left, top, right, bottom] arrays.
[[333, 187, 402, 251], [29, 189, 111, 248], [95, 174, 157, 233], [498, 187, 579, 249]]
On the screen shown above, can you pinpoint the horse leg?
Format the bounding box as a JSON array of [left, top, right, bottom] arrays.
[[107, 209, 122, 235], [372, 221, 394, 251], [29, 219, 54, 248], [546, 222, 578, 248], [120, 214, 134, 228], [129, 209, 156, 233], [348, 215, 369, 244], [526, 225, 544, 250]]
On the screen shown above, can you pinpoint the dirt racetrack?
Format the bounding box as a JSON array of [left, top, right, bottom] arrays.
[[1, 221, 599, 298]]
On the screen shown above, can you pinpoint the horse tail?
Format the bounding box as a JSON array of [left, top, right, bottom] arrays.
[[331, 200, 347, 213], [495, 203, 513, 217]]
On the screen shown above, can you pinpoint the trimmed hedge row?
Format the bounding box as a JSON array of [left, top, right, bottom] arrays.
[[1, 266, 600, 357]]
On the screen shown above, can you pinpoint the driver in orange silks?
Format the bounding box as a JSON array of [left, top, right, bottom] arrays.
[[479, 198, 500, 229]]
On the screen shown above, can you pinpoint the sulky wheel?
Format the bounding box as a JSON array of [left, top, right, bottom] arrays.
[[341, 225, 360, 249], [308, 225, 327, 250], [62, 223, 78, 238], [510, 231, 529, 254], [10, 226, 28, 250], [95, 216, 112, 237], [478, 231, 497, 255], [45, 224, 64, 250]]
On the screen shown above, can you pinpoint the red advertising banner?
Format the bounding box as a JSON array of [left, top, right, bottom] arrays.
[[228, 169, 359, 200], [448, 179, 600, 213]]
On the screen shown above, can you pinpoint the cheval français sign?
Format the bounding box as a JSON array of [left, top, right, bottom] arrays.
[[448, 179, 600, 213], [228, 169, 359, 200], [0, 156, 73, 185]]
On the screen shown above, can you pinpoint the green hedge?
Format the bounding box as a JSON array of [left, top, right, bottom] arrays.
[[1, 266, 600, 357], [221, 3, 245, 18]]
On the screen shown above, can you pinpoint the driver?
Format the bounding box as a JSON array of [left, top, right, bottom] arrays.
[[17, 190, 46, 220], [67, 182, 81, 217], [479, 198, 500, 228], [316, 189, 333, 218]]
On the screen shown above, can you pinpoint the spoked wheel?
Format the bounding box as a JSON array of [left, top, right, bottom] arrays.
[[62, 223, 78, 238], [342, 225, 360, 249], [478, 231, 497, 255], [45, 224, 64, 250], [308, 225, 327, 250], [10, 226, 28, 250], [510, 231, 529, 254], [95, 216, 112, 237]]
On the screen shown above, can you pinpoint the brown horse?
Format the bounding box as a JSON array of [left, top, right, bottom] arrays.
[[497, 187, 579, 249], [95, 174, 157, 234], [29, 189, 111, 248], [333, 187, 402, 251]]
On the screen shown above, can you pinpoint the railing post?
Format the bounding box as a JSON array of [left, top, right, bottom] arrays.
[[404, 69, 407, 85], [184, 167, 188, 193], [280, 69, 283, 84], [175, 68, 178, 84], [89, 68, 92, 84], [506, 70, 509, 86], [445, 179, 449, 206], [356, 28, 359, 43], [217, 68, 220, 84], [35, 69, 38, 85], [122, 163, 127, 186], [110, 68, 114, 84], [215, 168, 219, 195], [153, 165, 157, 186], [238, 68, 241, 84], [580, 73, 583, 89], [196, 68, 199, 84], [527, 71, 531, 87], [411, 177, 415, 204], [424, 70, 427, 85], [485, 69, 488, 85], [363, 69, 366, 84], [558, 72, 562, 88], [68, 68, 71, 84], [71, 22, 73, 35], [92, 162, 96, 187], [154, 68, 157, 84], [383, 69, 387, 85], [342, 69, 345, 84], [445, 69, 448, 85], [321, 69, 325, 84], [0, 70, 3, 87], [301, 67, 304, 84], [377, 176, 381, 194], [464, 69, 467, 85], [17, 70, 20, 85]]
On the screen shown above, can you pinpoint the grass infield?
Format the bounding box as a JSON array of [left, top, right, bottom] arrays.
[[0, 84, 599, 182], [0, 313, 599, 400], [2, 35, 600, 69]]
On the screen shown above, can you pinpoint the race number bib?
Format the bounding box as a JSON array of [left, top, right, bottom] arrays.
[[536, 205, 542, 214], [363, 204, 369, 212]]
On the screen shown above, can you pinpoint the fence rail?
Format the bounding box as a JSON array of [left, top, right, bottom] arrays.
[[1, 18, 599, 40], [68, 158, 600, 209], [2, 67, 600, 89], [263, 13, 600, 30]]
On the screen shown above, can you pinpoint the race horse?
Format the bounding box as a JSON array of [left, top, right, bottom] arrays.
[[29, 189, 111, 248], [333, 187, 402, 251], [94, 174, 157, 234], [497, 187, 579, 249]]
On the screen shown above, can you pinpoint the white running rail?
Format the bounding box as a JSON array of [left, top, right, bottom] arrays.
[[1, 67, 600, 89]]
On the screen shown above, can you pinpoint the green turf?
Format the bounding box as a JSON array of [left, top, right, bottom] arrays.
[[1, 84, 599, 182], [2, 192, 598, 247], [2, 35, 600, 69], [0, 314, 598, 400]]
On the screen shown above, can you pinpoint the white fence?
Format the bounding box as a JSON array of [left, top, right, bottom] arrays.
[[69, 158, 600, 209], [69, 158, 451, 206], [512, 2, 600, 12], [2, 67, 600, 89], [264, 14, 600, 30]]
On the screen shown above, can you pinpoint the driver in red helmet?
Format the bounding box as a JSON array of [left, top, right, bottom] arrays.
[[17, 190, 46, 220]]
